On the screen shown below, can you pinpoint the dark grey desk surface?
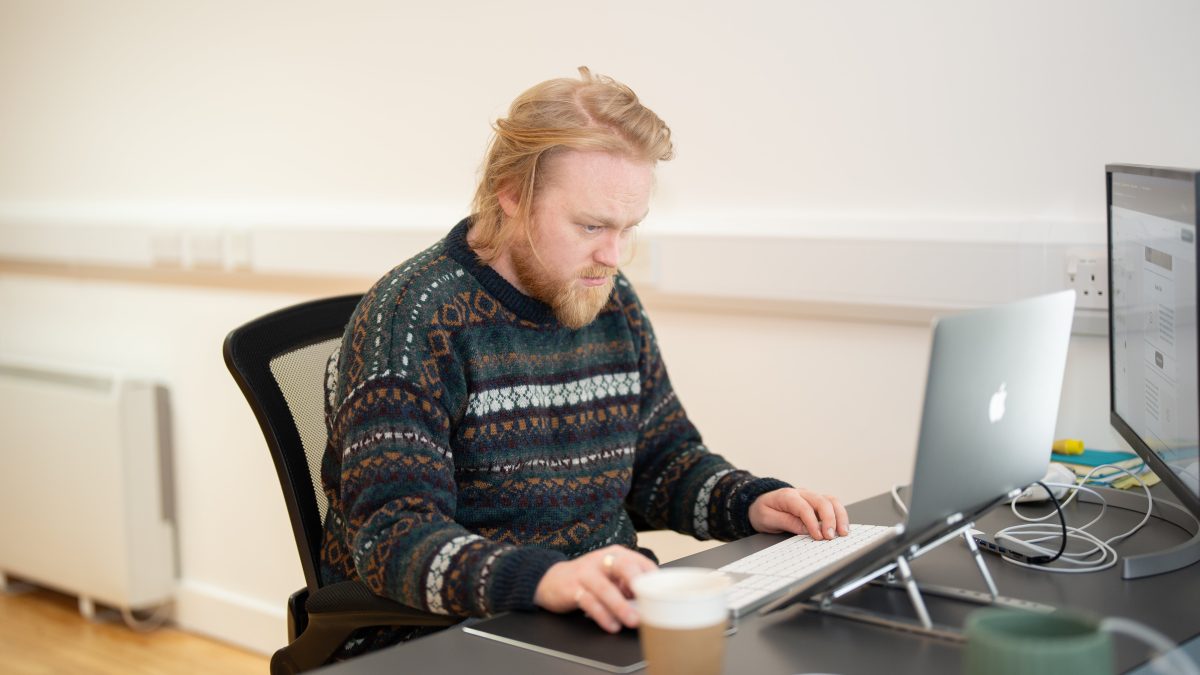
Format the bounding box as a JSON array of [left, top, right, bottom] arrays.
[[316, 487, 1199, 674]]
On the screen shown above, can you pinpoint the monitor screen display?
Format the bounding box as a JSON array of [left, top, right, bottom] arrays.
[[1109, 165, 1200, 512]]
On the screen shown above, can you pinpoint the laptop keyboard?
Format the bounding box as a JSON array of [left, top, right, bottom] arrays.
[[720, 524, 895, 614]]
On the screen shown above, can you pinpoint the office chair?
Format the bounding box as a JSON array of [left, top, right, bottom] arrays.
[[223, 294, 456, 675]]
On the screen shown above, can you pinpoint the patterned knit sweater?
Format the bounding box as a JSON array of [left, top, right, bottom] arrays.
[[319, 218, 789, 625]]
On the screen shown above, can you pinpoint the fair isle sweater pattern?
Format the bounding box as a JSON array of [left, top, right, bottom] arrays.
[[319, 218, 789, 621]]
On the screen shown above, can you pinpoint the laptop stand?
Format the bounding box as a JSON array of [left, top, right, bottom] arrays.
[[794, 521, 1054, 642]]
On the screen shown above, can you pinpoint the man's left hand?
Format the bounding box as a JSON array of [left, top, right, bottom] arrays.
[[748, 488, 850, 540]]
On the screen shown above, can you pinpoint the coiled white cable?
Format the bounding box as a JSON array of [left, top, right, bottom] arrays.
[[992, 463, 1153, 573]]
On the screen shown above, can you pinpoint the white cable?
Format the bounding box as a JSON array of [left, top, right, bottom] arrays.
[[891, 484, 908, 515], [1000, 483, 1116, 571], [120, 603, 172, 632], [1083, 462, 1145, 486], [988, 463, 1153, 574], [1101, 617, 1200, 675]]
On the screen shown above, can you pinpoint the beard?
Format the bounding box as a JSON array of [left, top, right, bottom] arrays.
[[511, 243, 616, 329]]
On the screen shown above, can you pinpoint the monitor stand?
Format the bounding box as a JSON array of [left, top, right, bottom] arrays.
[[1076, 487, 1200, 579]]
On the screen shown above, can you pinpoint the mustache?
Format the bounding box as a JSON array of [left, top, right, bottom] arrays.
[[578, 265, 617, 279]]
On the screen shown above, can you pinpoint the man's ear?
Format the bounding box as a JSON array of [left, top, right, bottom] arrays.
[[497, 184, 519, 219]]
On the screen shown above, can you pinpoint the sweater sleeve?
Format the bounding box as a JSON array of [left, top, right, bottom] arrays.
[[620, 280, 792, 541], [321, 284, 565, 618]]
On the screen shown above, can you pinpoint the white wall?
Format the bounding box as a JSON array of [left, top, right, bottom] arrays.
[[0, 0, 1196, 656]]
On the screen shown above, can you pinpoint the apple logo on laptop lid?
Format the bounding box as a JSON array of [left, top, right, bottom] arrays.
[[988, 383, 1007, 424]]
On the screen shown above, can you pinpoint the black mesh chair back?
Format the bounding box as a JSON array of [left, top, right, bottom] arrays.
[[224, 295, 453, 674], [225, 295, 353, 592]]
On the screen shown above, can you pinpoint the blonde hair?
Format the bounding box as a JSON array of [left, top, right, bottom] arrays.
[[469, 67, 674, 263]]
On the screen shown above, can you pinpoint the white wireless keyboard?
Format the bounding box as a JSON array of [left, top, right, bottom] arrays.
[[720, 523, 895, 614]]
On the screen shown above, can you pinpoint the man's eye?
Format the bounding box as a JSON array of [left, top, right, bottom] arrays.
[[580, 224, 603, 234]]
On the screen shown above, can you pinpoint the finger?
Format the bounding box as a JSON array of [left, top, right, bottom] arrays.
[[611, 560, 638, 597], [764, 509, 816, 538], [782, 492, 822, 540], [578, 583, 624, 632], [612, 556, 656, 597], [592, 571, 640, 629], [602, 548, 651, 574], [805, 492, 838, 540], [593, 545, 628, 566], [580, 564, 638, 629], [580, 571, 628, 629], [830, 496, 850, 536], [601, 552, 618, 577]]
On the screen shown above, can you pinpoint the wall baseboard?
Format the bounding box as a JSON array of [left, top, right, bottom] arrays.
[[174, 580, 285, 656]]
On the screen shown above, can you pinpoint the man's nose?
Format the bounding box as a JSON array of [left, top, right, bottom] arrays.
[[594, 233, 622, 268]]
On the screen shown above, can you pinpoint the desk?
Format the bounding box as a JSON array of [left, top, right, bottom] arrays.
[[315, 487, 1200, 674]]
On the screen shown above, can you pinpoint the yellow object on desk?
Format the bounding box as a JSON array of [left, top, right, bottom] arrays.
[[1052, 439, 1085, 455]]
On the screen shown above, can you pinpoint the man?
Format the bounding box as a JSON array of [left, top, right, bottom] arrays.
[[320, 67, 849, 656]]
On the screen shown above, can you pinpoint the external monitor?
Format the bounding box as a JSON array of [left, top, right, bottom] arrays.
[[1107, 163, 1200, 575]]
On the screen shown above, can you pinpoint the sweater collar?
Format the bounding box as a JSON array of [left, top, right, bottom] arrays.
[[445, 217, 557, 325]]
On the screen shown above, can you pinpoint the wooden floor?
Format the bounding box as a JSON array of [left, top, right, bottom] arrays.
[[0, 581, 268, 675]]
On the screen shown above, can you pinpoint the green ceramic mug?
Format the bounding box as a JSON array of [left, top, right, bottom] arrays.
[[964, 608, 1115, 675]]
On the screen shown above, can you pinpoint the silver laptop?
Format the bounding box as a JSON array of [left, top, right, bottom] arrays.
[[758, 289, 1076, 614]]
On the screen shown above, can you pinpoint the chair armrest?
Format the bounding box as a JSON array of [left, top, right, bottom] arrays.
[[306, 580, 459, 628]]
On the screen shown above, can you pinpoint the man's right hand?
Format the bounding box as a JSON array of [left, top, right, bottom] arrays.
[[533, 545, 658, 633]]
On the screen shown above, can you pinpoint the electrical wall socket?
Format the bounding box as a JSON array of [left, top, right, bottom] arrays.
[[186, 231, 226, 269], [1066, 250, 1108, 310], [148, 232, 184, 267], [225, 230, 252, 271]]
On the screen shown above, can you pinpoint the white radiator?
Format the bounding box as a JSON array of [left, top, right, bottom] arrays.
[[0, 358, 176, 614]]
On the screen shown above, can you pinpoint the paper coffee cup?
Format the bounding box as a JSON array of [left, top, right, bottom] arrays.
[[632, 568, 731, 675]]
